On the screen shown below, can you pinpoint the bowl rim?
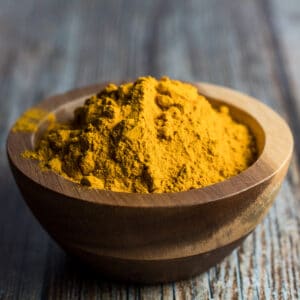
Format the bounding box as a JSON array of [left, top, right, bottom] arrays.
[[7, 82, 294, 208]]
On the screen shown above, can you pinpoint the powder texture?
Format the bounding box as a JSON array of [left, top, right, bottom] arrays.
[[24, 76, 257, 193], [12, 108, 52, 132]]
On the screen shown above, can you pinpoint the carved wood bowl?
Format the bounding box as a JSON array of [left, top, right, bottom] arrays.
[[7, 82, 293, 283]]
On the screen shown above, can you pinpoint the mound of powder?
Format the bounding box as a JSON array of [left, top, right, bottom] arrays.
[[26, 76, 257, 193]]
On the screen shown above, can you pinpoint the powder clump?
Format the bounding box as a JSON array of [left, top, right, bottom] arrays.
[[24, 76, 257, 193], [12, 108, 54, 132]]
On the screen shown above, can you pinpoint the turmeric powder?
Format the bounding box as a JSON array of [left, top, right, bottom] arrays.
[[12, 108, 50, 132], [19, 76, 257, 193]]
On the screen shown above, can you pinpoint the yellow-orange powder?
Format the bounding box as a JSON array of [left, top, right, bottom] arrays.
[[18, 76, 257, 193]]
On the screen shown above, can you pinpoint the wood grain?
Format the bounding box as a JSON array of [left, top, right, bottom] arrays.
[[0, 0, 299, 298]]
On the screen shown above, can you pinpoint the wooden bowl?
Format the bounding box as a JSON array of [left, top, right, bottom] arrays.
[[7, 82, 293, 283]]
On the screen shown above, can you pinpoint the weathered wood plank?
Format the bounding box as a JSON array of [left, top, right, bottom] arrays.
[[263, 0, 300, 157], [265, 0, 300, 205], [0, 0, 299, 299]]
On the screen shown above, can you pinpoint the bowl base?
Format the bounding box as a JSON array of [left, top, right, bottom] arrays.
[[63, 234, 250, 284]]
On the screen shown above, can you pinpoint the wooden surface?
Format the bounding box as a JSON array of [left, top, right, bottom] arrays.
[[0, 0, 299, 298]]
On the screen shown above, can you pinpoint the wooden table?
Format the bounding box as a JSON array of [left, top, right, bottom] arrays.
[[0, 0, 299, 299]]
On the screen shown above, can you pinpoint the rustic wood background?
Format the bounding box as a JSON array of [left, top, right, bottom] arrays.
[[0, 0, 299, 299]]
